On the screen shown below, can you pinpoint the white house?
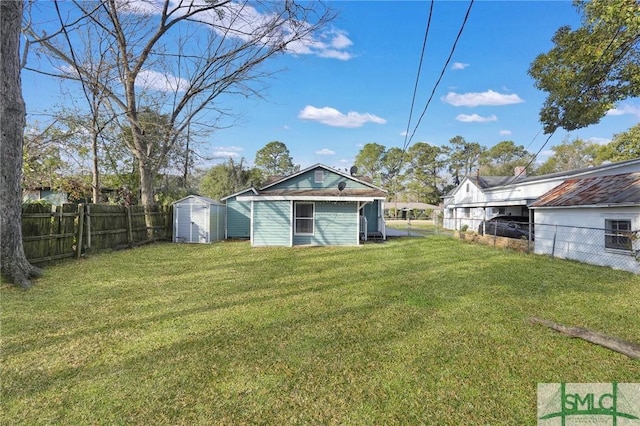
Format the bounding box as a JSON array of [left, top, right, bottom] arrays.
[[442, 159, 640, 232], [530, 172, 640, 274]]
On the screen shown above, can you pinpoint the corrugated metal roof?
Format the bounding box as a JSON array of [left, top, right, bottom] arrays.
[[531, 172, 640, 208]]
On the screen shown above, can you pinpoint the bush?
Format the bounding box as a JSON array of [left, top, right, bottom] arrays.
[[461, 224, 469, 232]]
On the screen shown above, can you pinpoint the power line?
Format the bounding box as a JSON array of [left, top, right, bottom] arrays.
[[402, 0, 475, 153], [401, 0, 434, 152]]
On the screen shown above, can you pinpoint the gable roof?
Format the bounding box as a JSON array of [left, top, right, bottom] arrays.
[[445, 158, 640, 198], [531, 172, 640, 208], [220, 187, 259, 201], [173, 195, 224, 205], [232, 164, 387, 201], [259, 163, 386, 192]]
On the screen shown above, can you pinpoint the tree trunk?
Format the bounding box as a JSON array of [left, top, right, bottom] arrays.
[[92, 131, 100, 203], [1, 0, 42, 289], [137, 154, 156, 238]]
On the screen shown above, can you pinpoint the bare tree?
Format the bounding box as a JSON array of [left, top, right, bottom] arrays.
[[1, 0, 42, 288], [25, 0, 336, 231]]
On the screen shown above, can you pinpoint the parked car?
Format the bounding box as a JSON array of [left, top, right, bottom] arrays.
[[477, 216, 534, 240]]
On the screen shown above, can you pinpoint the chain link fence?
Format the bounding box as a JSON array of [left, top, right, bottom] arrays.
[[398, 216, 639, 274]]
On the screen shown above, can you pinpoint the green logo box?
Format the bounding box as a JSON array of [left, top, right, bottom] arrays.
[[538, 383, 640, 425]]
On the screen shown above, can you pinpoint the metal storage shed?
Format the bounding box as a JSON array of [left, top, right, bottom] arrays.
[[173, 195, 225, 243]]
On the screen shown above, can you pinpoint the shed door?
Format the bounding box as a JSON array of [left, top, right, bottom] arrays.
[[190, 205, 208, 243], [175, 204, 207, 243]]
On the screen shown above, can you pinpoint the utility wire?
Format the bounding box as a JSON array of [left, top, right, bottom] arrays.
[[403, 0, 474, 153], [402, 0, 434, 151]]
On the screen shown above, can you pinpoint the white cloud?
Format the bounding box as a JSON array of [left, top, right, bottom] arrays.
[[137, 69, 190, 92], [456, 114, 497, 123], [122, 1, 353, 61], [607, 103, 640, 118], [499, 130, 512, 136], [286, 29, 353, 60], [451, 62, 469, 70], [587, 137, 612, 145], [442, 90, 524, 107], [211, 146, 243, 158], [298, 105, 386, 128], [315, 148, 335, 155]]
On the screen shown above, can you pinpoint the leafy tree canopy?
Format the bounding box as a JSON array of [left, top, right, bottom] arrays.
[[200, 158, 261, 200], [479, 140, 532, 176], [354, 143, 386, 185], [443, 135, 484, 183], [254, 141, 298, 178], [595, 123, 640, 162], [529, 0, 640, 134], [536, 136, 600, 174]]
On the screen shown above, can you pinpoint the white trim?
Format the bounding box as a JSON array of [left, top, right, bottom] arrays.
[[237, 195, 385, 202], [289, 201, 293, 246], [250, 201, 255, 247], [220, 187, 258, 201]]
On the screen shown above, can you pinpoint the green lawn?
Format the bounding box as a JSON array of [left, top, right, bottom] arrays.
[[2, 237, 639, 425]]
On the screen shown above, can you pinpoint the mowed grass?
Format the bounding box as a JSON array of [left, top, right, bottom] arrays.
[[2, 237, 639, 425]]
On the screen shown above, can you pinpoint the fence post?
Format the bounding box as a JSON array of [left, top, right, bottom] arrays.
[[76, 204, 84, 259], [551, 224, 557, 258], [85, 203, 92, 249], [126, 206, 133, 245]]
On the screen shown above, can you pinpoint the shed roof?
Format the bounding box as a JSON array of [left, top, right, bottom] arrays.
[[173, 195, 224, 205], [531, 172, 640, 208]]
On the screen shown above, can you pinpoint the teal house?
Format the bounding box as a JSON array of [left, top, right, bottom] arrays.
[[223, 164, 387, 246]]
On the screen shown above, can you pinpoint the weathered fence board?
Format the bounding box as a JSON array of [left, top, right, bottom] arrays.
[[21, 204, 78, 265], [22, 203, 173, 266]]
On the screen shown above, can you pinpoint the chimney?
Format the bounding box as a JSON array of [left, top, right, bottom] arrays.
[[514, 166, 526, 177]]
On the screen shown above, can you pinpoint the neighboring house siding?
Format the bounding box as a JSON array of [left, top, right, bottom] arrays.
[[534, 207, 640, 274], [268, 169, 371, 191], [293, 202, 358, 246], [253, 201, 291, 246], [226, 197, 251, 238]]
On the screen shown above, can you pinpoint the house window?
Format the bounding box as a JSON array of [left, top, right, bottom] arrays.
[[498, 207, 506, 215], [295, 203, 314, 235], [466, 183, 469, 193], [605, 219, 632, 251], [314, 170, 324, 183]]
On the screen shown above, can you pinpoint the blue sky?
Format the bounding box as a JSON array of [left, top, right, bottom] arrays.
[[22, 1, 640, 172]]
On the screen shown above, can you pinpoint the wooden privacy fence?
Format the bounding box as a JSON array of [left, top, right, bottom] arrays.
[[22, 203, 173, 266]]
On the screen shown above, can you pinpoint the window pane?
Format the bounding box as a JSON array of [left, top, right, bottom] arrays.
[[296, 218, 313, 234], [295, 203, 314, 234], [605, 220, 632, 250], [296, 203, 313, 218]]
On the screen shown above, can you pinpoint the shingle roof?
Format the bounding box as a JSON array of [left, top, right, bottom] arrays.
[[531, 172, 640, 208], [261, 188, 387, 198]]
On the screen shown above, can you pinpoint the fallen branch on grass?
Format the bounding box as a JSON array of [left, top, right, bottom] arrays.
[[530, 317, 640, 360]]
